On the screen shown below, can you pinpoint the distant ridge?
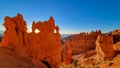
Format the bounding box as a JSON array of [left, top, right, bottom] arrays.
[[61, 34, 70, 39], [61, 29, 120, 38], [0, 31, 3, 37]]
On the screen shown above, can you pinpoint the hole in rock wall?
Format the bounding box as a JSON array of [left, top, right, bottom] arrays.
[[54, 29, 57, 33], [35, 29, 40, 33], [42, 61, 51, 68]]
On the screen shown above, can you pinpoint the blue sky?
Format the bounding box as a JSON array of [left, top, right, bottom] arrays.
[[0, 0, 120, 34]]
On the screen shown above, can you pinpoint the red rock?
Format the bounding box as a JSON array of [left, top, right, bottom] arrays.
[[28, 17, 62, 68], [2, 14, 62, 68], [2, 14, 27, 48], [62, 38, 73, 64], [95, 35, 115, 61], [69, 30, 101, 55], [112, 29, 120, 35]]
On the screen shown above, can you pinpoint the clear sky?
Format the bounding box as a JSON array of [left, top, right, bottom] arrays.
[[0, 0, 120, 34]]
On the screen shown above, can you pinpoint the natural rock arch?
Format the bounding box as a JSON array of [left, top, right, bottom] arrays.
[[1, 13, 62, 68], [35, 29, 40, 33]]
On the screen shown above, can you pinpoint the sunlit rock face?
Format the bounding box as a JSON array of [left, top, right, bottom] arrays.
[[112, 29, 120, 35], [1, 14, 62, 68], [69, 30, 101, 55], [95, 35, 115, 62], [62, 38, 73, 65], [2, 14, 27, 48]]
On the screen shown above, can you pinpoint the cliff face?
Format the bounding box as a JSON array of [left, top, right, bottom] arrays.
[[95, 35, 115, 62], [1, 14, 62, 68], [69, 30, 101, 55], [2, 14, 27, 48]]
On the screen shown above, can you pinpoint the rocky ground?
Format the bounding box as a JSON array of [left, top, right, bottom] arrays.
[[60, 42, 120, 68], [0, 43, 47, 68], [60, 54, 120, 68]]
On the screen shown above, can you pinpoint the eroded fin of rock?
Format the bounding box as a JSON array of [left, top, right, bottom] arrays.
[[2, 14, 62, 68]]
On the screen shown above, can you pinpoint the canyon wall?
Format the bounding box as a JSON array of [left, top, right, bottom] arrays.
[[95, 35, 115, 62], [1, 13, 116, 66], [69, 30, 101, 55]]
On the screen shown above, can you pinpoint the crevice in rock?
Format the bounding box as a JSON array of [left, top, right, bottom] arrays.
[[42, 61, 51, 68]]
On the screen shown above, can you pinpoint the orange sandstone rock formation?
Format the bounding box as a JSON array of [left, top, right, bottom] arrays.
[[95, 35, 115, 62], [69, 30, 101, 55], [2, 14, 62, 68], [62, 38, 73, 65], [112, 29, 120, 35], [27, 16, 62, 68], [2, 14, 27, 49]]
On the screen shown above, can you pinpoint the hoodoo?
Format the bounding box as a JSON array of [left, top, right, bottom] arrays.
[[2, 14, 62, 68]]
